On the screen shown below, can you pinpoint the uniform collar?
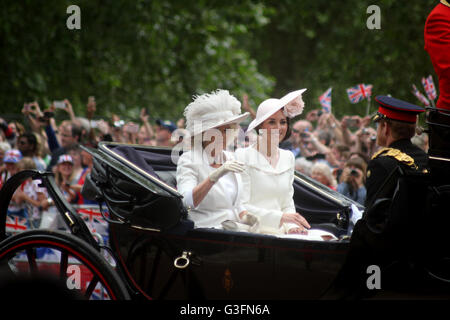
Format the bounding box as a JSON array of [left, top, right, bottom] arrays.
[[388, 138, 413, 149]]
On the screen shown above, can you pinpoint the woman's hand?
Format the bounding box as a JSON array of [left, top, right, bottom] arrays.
[[208, 160, 245, 182], [287, 226, 308, 234], [280, 212, 311, 230]]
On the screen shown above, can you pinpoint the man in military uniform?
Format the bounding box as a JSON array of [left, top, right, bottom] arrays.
[[364, 96, 429, 207], [328, 96, 429, 299]]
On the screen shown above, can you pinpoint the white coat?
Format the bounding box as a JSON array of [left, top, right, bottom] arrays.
[[176, 148, 245, 229], [235, 146, 298, 233]]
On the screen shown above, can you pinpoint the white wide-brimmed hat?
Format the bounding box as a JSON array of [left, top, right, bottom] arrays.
[[184, 89, 249, 136], [246, 88, 307, 133]]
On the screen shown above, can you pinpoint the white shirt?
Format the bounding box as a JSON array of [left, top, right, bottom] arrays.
[[235, 146, 298, 233], [176, 148, 245, 229]]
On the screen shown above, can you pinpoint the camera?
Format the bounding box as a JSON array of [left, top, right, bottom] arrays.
[[300, 132, 309, 138], [350, 169, 359, 177], [44, 111, 54, 118], [114, 120, 125, 128], [53, 101, 66, 109]]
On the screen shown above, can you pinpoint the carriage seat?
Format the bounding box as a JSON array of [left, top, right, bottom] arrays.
[[154, 170, 177, 189]]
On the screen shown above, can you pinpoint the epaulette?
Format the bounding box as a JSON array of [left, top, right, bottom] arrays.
[[371, 147, 418, 169]]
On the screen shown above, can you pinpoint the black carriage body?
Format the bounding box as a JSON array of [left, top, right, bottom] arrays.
[[81, 142, 360, 299], [110, 224, 349, 299]]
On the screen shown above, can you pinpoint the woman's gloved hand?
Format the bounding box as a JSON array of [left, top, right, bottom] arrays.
[[208, 160, 245, 182], [240, 212, 260, 233]]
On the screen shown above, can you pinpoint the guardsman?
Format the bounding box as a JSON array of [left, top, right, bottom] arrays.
[[329, 96, 429, 299], [425, 0, 450, 111]]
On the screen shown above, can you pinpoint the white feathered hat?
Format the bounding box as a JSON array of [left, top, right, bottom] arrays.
[[247, 88, 307, 133], [184, 89, 249, 136]]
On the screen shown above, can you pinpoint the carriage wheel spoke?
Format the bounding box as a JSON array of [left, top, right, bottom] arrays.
[[26, 248, 37, 274], [60, 252, 68, 281], [85, 275, 100, 299]]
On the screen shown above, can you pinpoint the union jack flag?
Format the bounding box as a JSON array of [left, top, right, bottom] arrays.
[[77, 207, 106, 225], [422, 75, 437, 101], [319, 87, 332, 113], [76, 206, 109, 243], [411, 84, 430, 106], [346, 84, 373, 104], [6, 215, 28, 232]]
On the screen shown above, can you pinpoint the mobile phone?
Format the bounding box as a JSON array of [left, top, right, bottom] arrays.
[[88, 96, 95, 104], [127, 123, 139, 133], [54, 101, 66, 109], [346, 118, 358, 127], [44, 111, 54, 118]]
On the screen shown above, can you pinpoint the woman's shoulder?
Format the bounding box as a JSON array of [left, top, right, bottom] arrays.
[[177, 150, 195, 168], [279, 148, 295, 164]]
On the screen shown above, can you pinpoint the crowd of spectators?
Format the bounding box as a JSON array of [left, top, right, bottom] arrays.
[[0, 95, 429, 229]]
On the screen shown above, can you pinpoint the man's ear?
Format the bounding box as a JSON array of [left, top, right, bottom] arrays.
[[384, 121, 390, 137]]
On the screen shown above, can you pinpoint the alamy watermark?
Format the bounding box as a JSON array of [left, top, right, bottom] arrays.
[[366, 264, 381, 290], [366, 5, 381, 30], [66, 5, 81, 30]]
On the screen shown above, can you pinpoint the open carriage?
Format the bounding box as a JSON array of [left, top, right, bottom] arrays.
[[0, 107, 449, 299]]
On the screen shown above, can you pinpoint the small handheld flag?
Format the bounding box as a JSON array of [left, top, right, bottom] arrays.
[[411, 84, 430, 106], [421, 75, 437, 104], [318, 87, 332, 113], [346, 84, 373, 104]]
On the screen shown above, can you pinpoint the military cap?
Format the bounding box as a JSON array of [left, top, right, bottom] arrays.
[[373, 95, 425, 123]]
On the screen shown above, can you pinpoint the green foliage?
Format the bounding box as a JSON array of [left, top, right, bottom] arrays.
[[248, 0, 438, 118], [0, 1, 274, 121], [0, 0, 439, 123]]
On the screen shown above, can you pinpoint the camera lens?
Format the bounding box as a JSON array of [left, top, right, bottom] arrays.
[[350, 169, 358, 176]]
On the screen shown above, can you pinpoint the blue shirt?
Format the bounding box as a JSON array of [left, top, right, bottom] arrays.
[[337, 182, 366, 205]]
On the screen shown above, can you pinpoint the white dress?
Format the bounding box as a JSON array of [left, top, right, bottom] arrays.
[[235, 146, 298, 233], [176, 148, 245, 229]]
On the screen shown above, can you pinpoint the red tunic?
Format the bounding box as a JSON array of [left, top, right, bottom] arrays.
[[424, 1, 450, 110]]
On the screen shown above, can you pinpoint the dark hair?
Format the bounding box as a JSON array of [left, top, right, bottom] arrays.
[[345, 156, 368, 183], [20, 132, 37, 146], [255, 109, 292, 142], [71, 124, 82, 141]]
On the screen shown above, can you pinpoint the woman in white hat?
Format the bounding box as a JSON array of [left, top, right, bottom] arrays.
[[236, 89, 311, 234], [176, 89, 251, 229]]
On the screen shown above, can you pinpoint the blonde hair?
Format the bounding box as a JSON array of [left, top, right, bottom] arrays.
[[311, 162, 337, 188], [18, 157, 36, 170]]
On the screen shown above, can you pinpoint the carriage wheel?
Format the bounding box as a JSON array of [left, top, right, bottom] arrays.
[[0, 229, 130, 300]]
